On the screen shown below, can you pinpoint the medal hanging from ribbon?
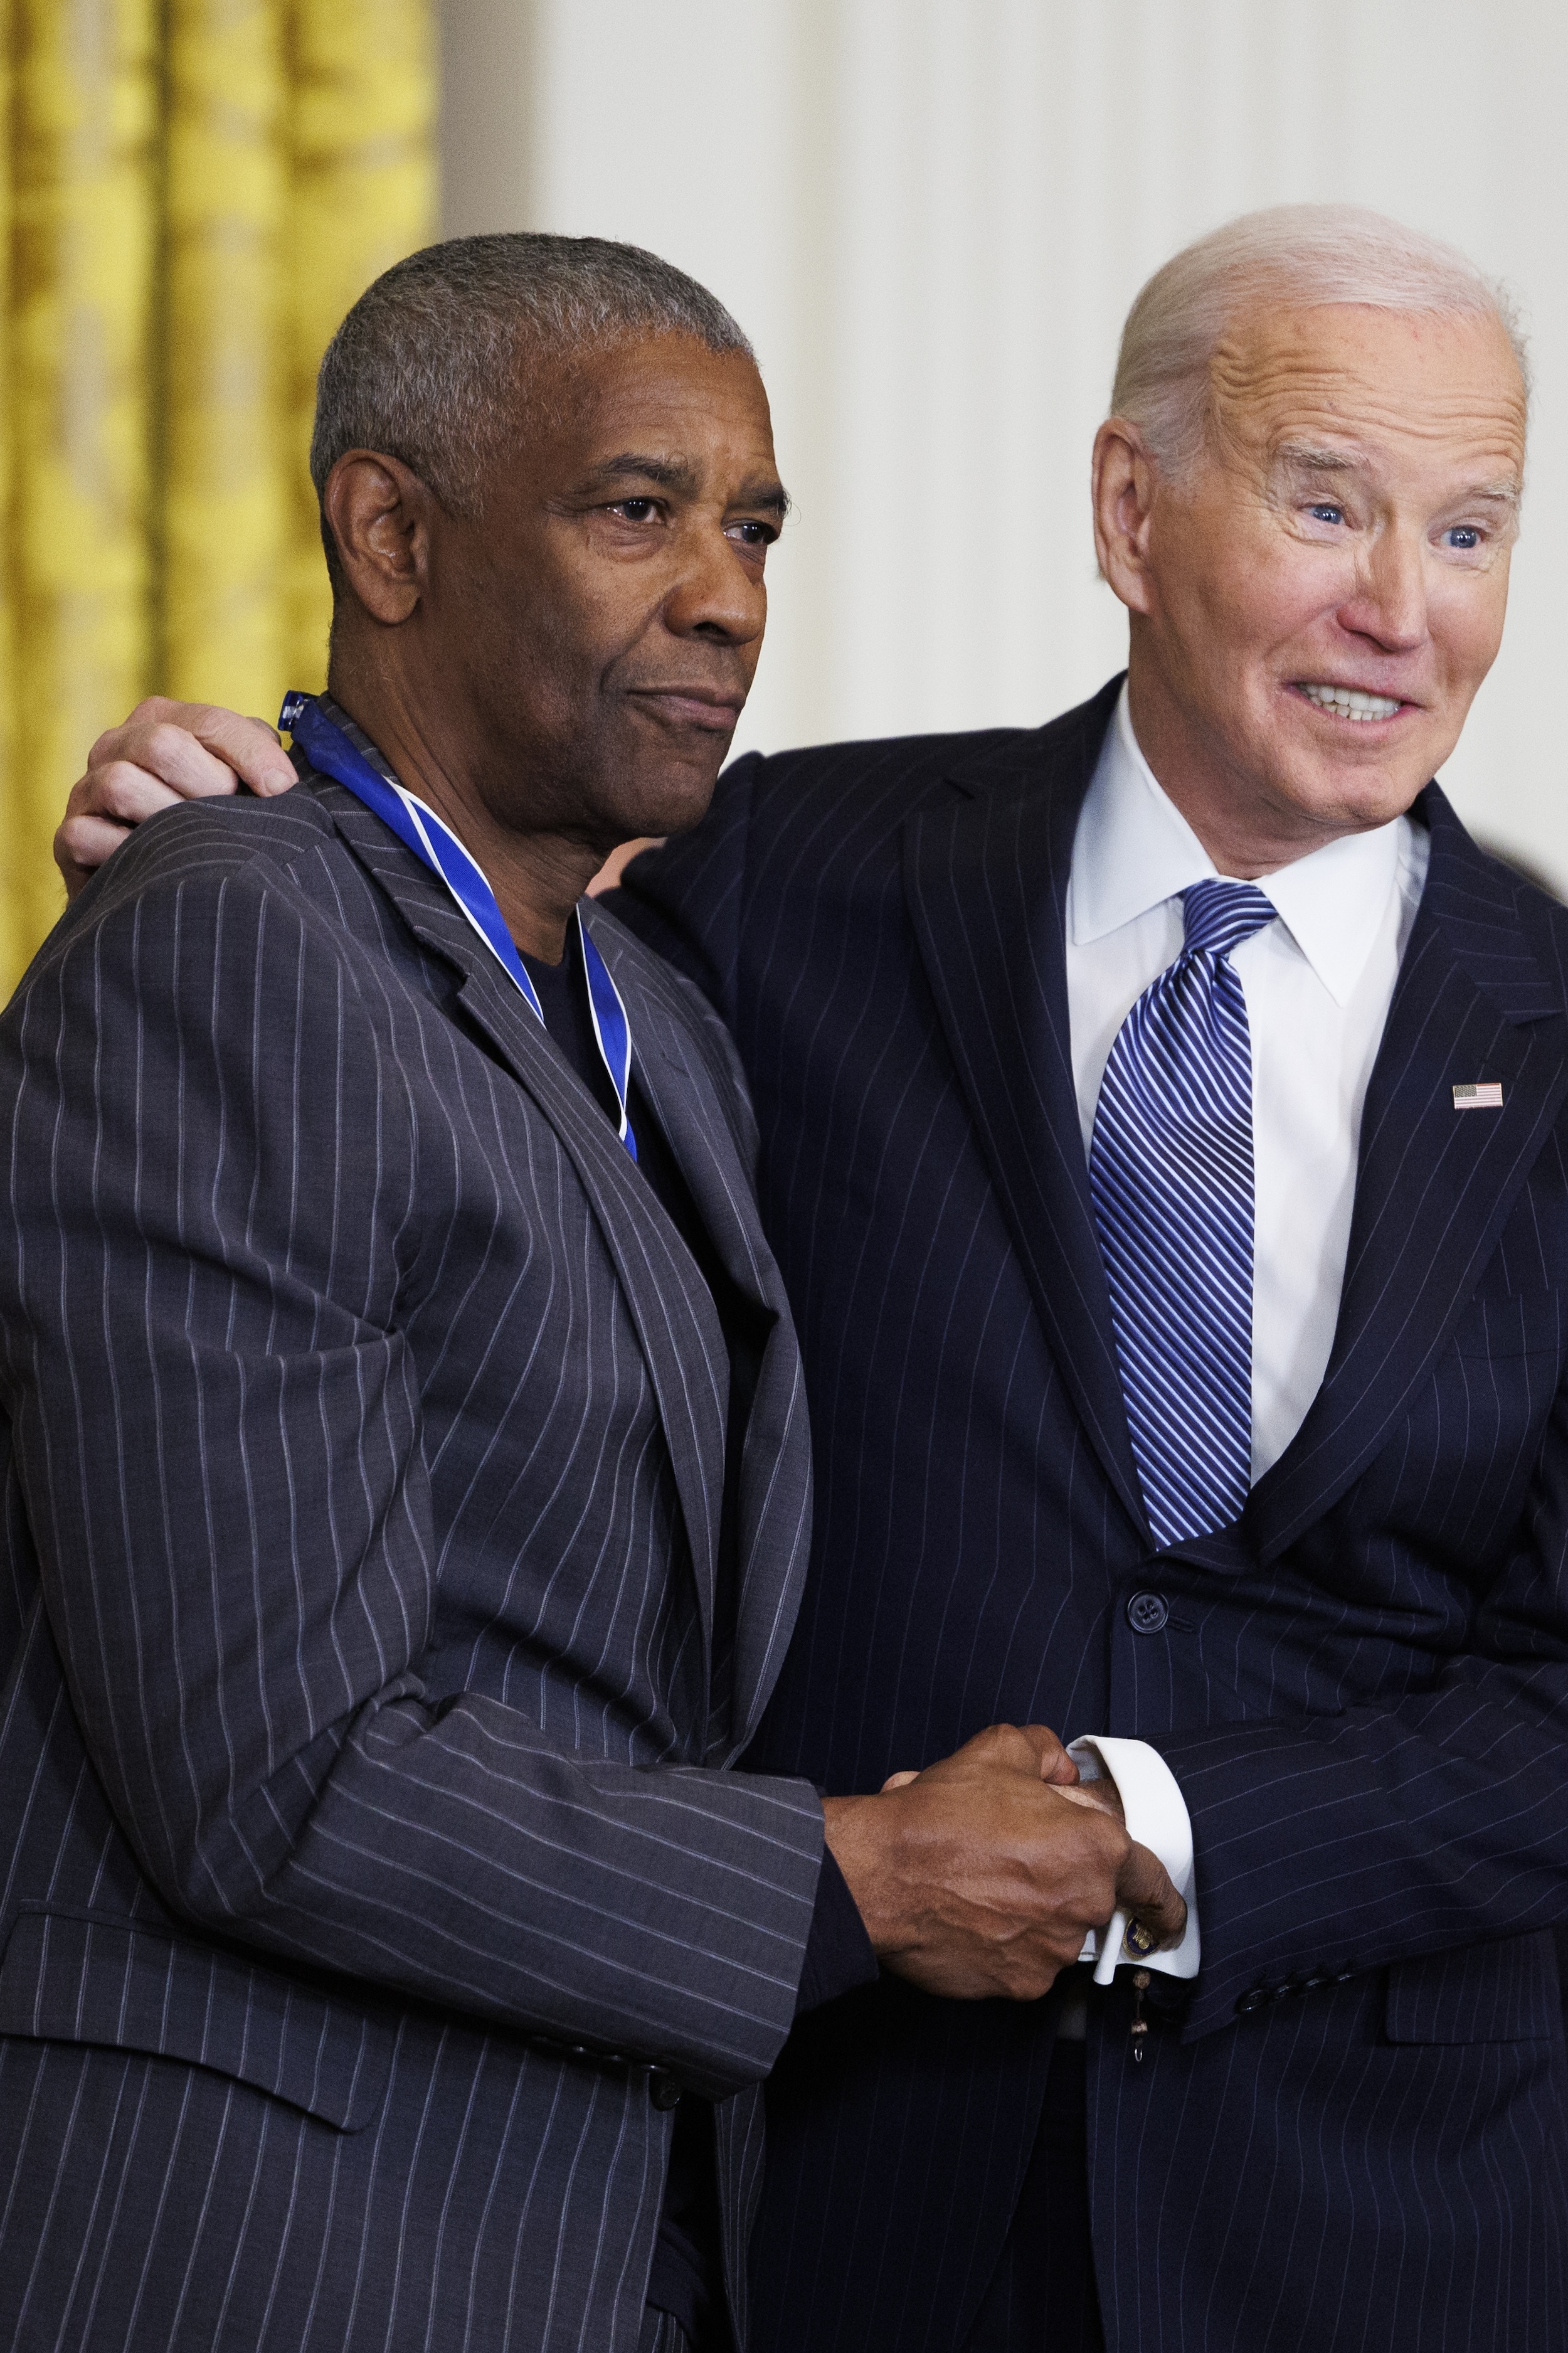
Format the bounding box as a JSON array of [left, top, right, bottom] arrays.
[[280, 692, 637, 1162]]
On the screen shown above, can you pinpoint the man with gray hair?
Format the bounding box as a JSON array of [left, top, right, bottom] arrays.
[[58, 203, 1568, 2349], [0, 235, 1184, 2353]]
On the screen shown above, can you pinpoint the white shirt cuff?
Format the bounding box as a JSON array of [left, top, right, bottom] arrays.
[[1067, 1734, 1200, 1984]]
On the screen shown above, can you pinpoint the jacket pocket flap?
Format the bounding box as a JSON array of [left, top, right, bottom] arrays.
[[1447, 1289, 1565, 1359], [1384, 1931, 1558, 2044], [0, 1910, 393, 2129]]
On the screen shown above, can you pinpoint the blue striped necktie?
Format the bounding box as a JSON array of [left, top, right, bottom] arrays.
[[1089, 879, 1277, 1549]]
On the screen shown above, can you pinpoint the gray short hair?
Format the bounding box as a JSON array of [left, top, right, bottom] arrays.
[[1111, 203, 1528, 478], [309, 232, 754, 526]]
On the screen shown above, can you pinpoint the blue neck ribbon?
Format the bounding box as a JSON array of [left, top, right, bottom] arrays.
[[280, 691, 637, 1162]]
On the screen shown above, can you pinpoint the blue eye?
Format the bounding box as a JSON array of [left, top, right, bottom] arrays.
[[1445, 525, 1481, 551], [1309, 502, 1345, 525]]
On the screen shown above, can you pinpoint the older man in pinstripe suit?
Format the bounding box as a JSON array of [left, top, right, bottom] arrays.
[[73, 202, 1568, 2353], [0, 238, 1187, 2353], [618, 212, 1568, 2353]]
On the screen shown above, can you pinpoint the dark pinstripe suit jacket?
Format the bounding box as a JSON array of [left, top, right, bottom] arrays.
[[617, 676, 1568, 2353], [0, 773, 824, 2353]]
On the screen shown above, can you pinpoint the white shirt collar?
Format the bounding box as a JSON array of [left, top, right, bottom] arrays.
[[1069, 682, 1409, 1009]]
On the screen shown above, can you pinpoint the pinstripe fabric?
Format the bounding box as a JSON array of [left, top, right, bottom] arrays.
[[0, 772, 823, 2353], [638, 2309, 694, 2353], [615, 675, 1568, 2353], [283, 694, 641, 1159]]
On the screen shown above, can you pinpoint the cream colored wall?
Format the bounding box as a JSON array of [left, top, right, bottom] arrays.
[[440, 0, 1568, 888]]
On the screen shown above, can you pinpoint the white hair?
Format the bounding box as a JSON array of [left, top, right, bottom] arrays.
[[1111, 203, 1528, 477]]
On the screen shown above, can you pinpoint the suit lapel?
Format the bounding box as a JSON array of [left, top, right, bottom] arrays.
[[319, 786, 730, 1654], [1250, 786, 1568, 1559], [903, 678, 1152, 1539], [587, 911, 815, 1756], [587, 916, 778, 1315]]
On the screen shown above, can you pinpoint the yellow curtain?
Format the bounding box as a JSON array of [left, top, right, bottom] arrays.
[[0, 0, 435, 997]]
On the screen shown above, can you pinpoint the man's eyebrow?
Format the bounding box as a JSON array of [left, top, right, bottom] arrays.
[[1273, 444, 1370, 476], [739, 477, 792, 518], [1273, 442, 1521, 509], [582, 453, 701, 494], [578, 453, 792, 514], [1458, 480, 1522, 511]]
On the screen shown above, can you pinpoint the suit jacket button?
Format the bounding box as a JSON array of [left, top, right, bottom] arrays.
[[1235, 1989, 1266, 2015], [1127, 1591, 1169, 1634], [649, 2070, 682, 2111]]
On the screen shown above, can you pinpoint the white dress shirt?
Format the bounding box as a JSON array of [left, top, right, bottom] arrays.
[[1067, 683, 1428, 1995]]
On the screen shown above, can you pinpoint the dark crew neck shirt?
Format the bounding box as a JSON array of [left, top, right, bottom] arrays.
[[519, 933, 876, 2353]]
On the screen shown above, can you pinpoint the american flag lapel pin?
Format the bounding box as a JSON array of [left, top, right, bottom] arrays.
[[1453, 1081, 1505, 1110]]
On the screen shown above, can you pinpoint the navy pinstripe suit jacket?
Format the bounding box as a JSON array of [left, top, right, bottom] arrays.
[[617, 676, 1568, 2353], [0, 774, 824, 2353]]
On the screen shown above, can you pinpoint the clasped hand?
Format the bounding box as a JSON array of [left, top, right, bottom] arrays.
[[824, 1723, 1185, 2001]]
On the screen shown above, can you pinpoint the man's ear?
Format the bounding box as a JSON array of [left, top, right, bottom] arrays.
[[1091, 418, 1161, 619], [322, 450, 435, 626]]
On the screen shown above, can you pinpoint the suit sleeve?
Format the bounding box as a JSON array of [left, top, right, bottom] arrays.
[[0, 848, 825, 2100], [1156, 1424, 1568, 2035]]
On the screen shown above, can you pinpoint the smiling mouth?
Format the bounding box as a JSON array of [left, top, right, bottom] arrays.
[[1295, 682, 1406, 723]]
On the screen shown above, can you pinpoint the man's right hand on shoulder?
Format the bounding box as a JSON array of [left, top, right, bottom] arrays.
[[824, 1722, 1187, 2002], [56, 698, 297, 896]]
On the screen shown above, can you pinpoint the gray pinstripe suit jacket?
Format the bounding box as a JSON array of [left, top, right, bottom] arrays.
[[0, 772, 824, 2353]]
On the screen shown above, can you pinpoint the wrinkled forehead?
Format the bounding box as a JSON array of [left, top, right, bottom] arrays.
[[472, 331, 781, 522], [514, 331, 776, 462], [1207, 300, 1528, 484]]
